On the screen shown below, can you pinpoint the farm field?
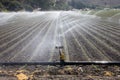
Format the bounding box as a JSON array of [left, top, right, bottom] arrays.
[[0, 11, 120, 62]]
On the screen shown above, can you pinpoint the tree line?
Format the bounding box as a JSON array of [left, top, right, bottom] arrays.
[[0, 0, 96, 11]]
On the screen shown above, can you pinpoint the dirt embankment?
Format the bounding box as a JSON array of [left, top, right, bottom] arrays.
[[0, 65, 120, 80]]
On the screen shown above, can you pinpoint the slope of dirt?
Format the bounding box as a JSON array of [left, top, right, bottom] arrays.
[[0, 65, 120, 80]]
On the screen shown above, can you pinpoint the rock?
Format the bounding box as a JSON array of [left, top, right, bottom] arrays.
[[104, 71, 114, 77], [15, 73, 28, 80]]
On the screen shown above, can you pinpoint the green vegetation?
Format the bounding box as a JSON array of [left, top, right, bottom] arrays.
[[87, 10, 98, 15], [0, 0, 57, 11], [7, 1, 23, 11], [83, 9, 120, 24], [95, 9, 120, 17], [54, 0, 70, 10], [0, 0, 120, 11], [0, 2, 4, 11], [0, 0, 71, 11], [69, 0, 99, 9], [0, 0, 98, 11], [114, 5, 120, 9], [70, 0, 86, 9]]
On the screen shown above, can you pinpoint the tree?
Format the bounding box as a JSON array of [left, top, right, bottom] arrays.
[[0, 0, 91, 11], [24, 4, 33, 11], [54, 0, 70, 10], [38, 0, 56, 10], [0, 2, 4, 8], [22, 0, 55, 10], [7, 1, 23, 11], [114, 5, 120, 8], [70, 0, 86, 9], [0, 2, 4, 11]]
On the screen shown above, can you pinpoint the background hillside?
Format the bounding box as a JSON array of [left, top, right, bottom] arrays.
[[68, 0, 120, 8], [0, 0, 120, 11], [77, 0, 120, 7]]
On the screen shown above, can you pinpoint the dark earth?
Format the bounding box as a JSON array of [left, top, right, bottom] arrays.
[[0, 65, 120, 80]]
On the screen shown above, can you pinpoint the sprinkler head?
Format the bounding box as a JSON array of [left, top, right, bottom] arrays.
[[55, 46, 64, 49]]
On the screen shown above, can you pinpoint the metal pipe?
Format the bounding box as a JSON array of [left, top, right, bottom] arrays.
[[0, 61, 120, 66]]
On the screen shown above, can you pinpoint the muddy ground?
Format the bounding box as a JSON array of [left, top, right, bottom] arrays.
[[0, 65, 120, 80]]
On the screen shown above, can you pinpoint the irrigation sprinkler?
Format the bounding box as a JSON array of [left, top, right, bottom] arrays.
[[55, 46, 65, 67]]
